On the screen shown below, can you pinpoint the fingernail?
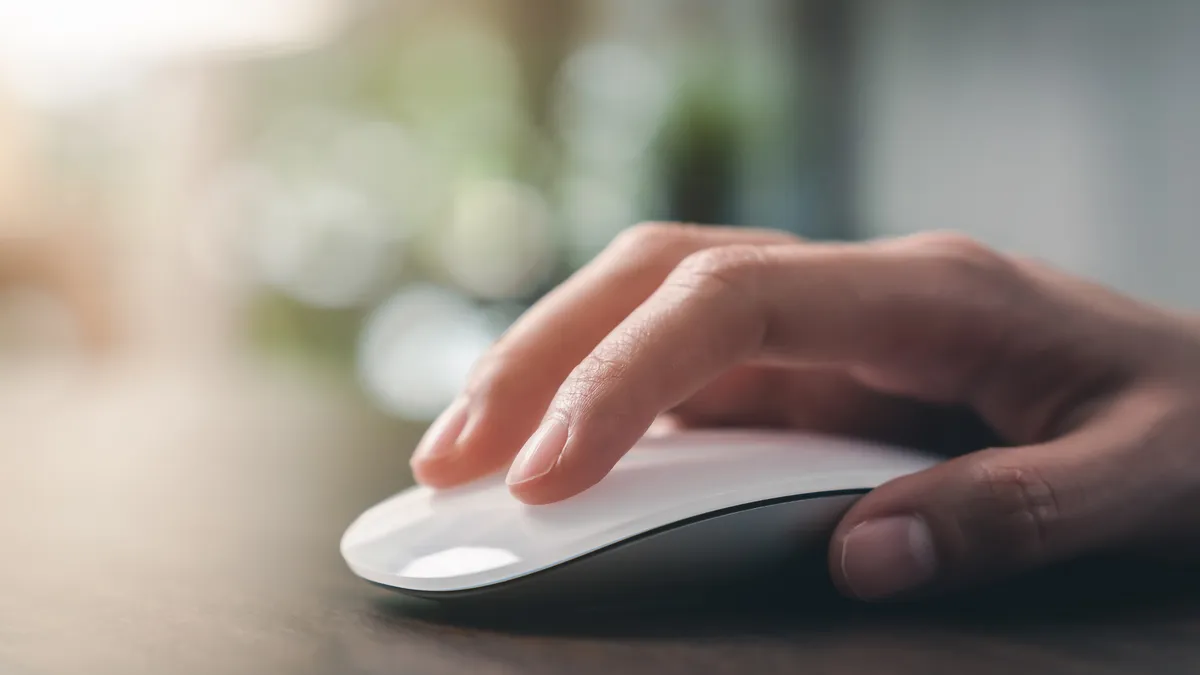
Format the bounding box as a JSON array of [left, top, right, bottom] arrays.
[[840, 515, 938, 600], [411, 397, 470, 464], [506, 419, 568, 486]]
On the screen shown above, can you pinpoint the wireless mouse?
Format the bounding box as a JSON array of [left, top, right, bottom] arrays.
[[341, 429, 942, 605]]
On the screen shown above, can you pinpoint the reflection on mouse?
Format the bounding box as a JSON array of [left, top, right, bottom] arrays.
[[341, 429, 941, 605]]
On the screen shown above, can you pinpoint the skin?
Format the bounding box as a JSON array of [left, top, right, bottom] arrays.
[[410, 223, 1200, 601]]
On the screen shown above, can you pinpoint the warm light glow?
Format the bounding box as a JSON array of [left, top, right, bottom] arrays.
[[0, 0, 345, 105]]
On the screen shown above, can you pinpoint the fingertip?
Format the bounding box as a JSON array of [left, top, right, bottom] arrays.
[[504, 419, 580, 504], [830, 514, 939, 602], [827, 528, 856, 599], [409, 397, 470, 464], [409, 455, 471, 489], [506, 481, 566, 505], [410, 394, 553, 489], [828, 516, 870, 601], [826, 473, 938, 602], [505, 425, 669, 505], [409, 398, 475, 487], [410, 436, 523, 490], [506, 469, 603, 505]]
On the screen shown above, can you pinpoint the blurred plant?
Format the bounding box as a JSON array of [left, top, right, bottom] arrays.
[[196, 0, 815, 422], [357, 284, 506, 421], [551, 40, 674, 266], [193, 8, 555, 419]]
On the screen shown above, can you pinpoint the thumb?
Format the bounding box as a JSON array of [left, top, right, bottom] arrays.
[[828, 400, 1177, 601]]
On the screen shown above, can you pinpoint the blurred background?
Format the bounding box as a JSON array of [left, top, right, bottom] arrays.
[[0, 0, 1197, 476]]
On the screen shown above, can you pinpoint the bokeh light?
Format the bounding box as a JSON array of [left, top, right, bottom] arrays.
[[440, 179, 557, 301], [250, 179, 401, 310], [559, 170, 645, 267], [552, 41, 675, 265], [555, 42, 674, 168], [357, 285, 503, 422]]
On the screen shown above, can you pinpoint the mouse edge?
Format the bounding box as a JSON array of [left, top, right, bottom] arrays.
[[342, 488, 873, 599]]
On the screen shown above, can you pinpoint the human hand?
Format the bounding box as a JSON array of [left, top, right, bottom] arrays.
[[410, 223, 1200, 601]]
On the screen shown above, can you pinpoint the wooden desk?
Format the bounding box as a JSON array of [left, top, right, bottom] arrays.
[[2, 365, 1198, 675]]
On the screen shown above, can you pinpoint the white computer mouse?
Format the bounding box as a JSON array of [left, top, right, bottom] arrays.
[[341, 429, 942, 604]]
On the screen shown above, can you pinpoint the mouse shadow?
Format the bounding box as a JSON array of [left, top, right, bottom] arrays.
[[359, 554, 1200, 640]]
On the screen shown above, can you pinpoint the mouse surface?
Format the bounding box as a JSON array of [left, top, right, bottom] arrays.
[[341, 429, 942, 605]]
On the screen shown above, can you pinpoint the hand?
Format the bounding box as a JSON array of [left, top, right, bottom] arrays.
[[410, 223, 1200, 601]]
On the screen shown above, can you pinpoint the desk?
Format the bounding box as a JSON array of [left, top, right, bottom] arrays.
[[2, 364, 1198, 675]]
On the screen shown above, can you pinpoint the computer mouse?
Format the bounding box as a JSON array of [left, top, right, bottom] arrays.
[[341, 429, 942, 606]]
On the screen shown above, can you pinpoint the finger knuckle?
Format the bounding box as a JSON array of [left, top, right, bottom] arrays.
[[969, 460, 1062, 561], [610, 222, 698, 257], [668, 245, 767, 300], [557, 348, 636, 415], [907, 231, 1015, 288]]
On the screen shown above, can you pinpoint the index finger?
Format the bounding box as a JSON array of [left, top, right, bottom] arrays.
[[504, 233, 1039, 504], [411, 223, 799, 487]]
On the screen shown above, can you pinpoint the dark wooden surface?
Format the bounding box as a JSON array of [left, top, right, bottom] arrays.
[[3, 365, 1200, 675]]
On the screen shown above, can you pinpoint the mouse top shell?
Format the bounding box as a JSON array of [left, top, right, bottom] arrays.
[[341, 429, 941, 595]]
